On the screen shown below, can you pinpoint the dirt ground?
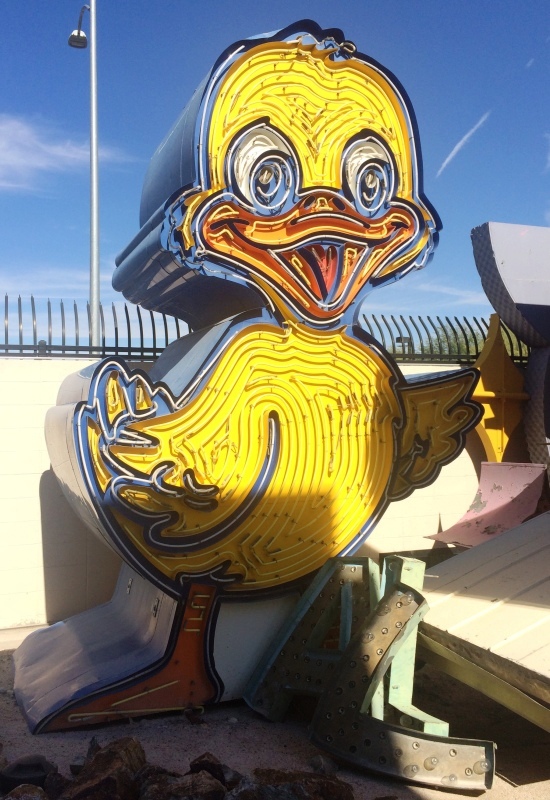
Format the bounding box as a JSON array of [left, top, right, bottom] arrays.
[[0, 648, 549, 800]]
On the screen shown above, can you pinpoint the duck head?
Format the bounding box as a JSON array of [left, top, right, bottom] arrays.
[[114, 21, 440, 329]]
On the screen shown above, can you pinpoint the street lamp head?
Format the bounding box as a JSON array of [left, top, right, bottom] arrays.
[[68, 29, 88, 48], [68, 5, 90, 49]]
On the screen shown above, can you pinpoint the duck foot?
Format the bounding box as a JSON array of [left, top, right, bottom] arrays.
[[14, 565, 223, 732]]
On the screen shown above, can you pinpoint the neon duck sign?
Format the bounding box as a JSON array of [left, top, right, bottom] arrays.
[[39, 20, 481, 723]]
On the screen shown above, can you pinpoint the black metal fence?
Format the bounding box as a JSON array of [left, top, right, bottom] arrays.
[[360, 312, 529, 364], [2, 295, 188, 361], [1, 294, 529, 365]]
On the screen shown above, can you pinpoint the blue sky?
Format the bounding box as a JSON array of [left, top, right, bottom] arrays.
[[1, 0, 549, 321]]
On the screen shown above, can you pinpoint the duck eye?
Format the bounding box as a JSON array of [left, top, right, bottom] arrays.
[[343, 138, 394, 216], [250, 155, 293, 211], [230, 128, 297, 214]]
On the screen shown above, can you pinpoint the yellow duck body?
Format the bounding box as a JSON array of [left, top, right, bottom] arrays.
[[83, 318, 478, 597], [92, 322, 399, 592]]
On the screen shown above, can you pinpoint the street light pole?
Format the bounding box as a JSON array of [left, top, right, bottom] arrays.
[[88, 0, 100, 349], [69, 1, 100, 349]]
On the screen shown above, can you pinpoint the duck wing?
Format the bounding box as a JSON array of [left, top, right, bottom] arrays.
[[389, 369, 481, 501]]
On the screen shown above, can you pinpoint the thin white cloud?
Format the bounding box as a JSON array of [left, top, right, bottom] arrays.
[[363, 281, 491, 317], [545, 133, 550, 172], [414, 282, 488, 306], [436, 111, 491, 178], [526, 58, 535, 69], [0, 261, 118, 301], [0, 114, 131, 191]]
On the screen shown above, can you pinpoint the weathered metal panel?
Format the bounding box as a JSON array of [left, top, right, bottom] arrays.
[[429, 462, 545, 548], [13, 564, 177, 732], [524, 347, 550, 475]]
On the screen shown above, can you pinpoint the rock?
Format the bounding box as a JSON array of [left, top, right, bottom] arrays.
[[1, 755, 58, 792], [82, 736, 146, 775], [226, 777, 300, 800], [183, 708, 205, 725], [43, 771, 72, 800], [135, 763, 184, 797], [187, 752, 244, 791], [226, 772, 354, 800], [58, 770, 134, 800], [4, 785, 49, 799], [188, 753, 225, 785], [138, 768, 226, 800], [69, 758, 86, 777], [68, 738, 102, 777], [59, 737, 146, 800], [221, 765, 245, 791], [135, 764, 183, 784], [253, 769, 354, 800], [85, 739, 101, 763], [309, 755, 338, 776]]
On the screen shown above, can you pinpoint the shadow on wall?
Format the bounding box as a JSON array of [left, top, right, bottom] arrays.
[[39, 469, 122, 624]]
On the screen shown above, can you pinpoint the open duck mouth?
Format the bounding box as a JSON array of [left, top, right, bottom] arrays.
[[276, 241, 368, 301], [200, 194, 421, 318], [271, 205, 412, 303]]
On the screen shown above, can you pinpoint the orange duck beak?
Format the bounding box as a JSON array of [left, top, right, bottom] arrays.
[[201, 190, 422, 321]]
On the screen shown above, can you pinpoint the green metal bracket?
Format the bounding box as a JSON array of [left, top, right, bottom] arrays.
[[382, 556, 448, 736]]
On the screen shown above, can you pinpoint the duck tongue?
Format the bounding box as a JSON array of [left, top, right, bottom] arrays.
[[285, 243, 366, 300], [291, 244, 339, 299], [306, 245, 338, 295]]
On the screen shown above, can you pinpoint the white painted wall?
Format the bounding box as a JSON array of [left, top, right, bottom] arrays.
[[0, 358, 478, 630]]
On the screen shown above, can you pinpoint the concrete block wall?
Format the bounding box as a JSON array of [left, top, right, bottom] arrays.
[[359, 453, 479, 560], [0, 359, 122, 630], [0, 358, 478, 630]]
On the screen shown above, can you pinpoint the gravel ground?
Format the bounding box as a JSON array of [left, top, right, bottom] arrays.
[[0, 649, 549, 799]]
